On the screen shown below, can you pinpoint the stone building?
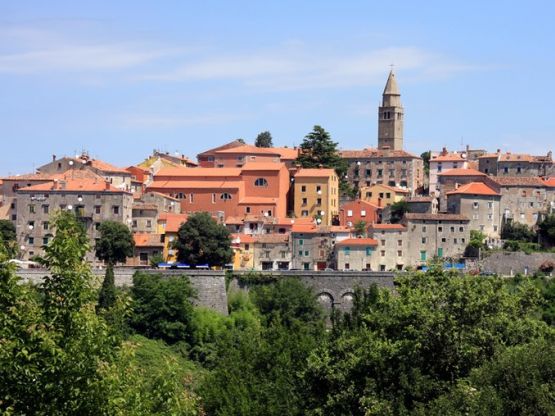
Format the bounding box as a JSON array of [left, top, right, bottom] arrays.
[[403, 213, 470, 266], [252, 233, 291, 270], [128, 233, 164, 267], [367, 224, 408, 271], [340, 71, 423, 195], [13, 174, 133, 263], [335, 238, 379, 271], [446, 182, 502, 242], [291, 224, 351, 270], [436, 168, 494, 211], [478, 151, 553, 177], [429, 148, 468, 197], [492, 176, 551, 227], [293, 168, 339, 226], [38, 152, 132, 191], [405, 196, 438, 214], [341, 148, 423, 195]]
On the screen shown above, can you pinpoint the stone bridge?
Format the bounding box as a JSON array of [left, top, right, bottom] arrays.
[[17, 269, 396, 315]]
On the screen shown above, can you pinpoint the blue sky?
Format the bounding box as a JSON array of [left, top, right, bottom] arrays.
[[1, 1, 555, 175]]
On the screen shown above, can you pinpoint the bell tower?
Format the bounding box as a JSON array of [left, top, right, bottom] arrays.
[[378, 71, 404, 150]]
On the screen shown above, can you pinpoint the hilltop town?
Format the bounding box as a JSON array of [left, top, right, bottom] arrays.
[[2, 71, 554, 272]]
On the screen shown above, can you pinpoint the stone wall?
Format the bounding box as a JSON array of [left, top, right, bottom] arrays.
[[17, 268, 396, 316], [480, 252, 555, 276]]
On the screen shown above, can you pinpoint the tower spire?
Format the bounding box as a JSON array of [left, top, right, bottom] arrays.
[[377, 70, 404, 151]]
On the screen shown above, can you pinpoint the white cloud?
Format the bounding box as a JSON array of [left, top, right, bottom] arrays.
[[142, 45, 480, 91]]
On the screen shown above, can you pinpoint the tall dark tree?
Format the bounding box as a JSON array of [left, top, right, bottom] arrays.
[[421, 150, 431, 175], [0, 219, 17, 258], [174, 212, 232, 268], [389, 199, 409, 224], [296, 125, 347, 177], [95, 221, 134, 310], [255, 131, 273, 148], [538, 214, 555, 247]]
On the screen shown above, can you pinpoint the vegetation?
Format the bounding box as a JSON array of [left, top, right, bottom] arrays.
[[95, 221, 134, 310], [389, 199, 409, 223], [538, 214, 555, 247], [464, 229, 487, 257], [420, 150, 431, 175], [2, 213, 555, 414], [254, 130, 273, 147], [354, 220, 367, 237], [501, 220, 535, 242], [0, 219, 17, 258], [174, 212, 233, 268]]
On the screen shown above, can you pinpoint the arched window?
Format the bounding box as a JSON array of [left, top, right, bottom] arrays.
[[221, 192, 232, 200], [254, 178, 268, 187]]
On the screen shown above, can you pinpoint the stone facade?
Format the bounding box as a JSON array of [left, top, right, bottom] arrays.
[[478, 151, 553, 177], [367, 224, 409, 271], [429, 149, 468, 197], [335, 238, 379, 271], [252, 234, 291, 270], [403, 213, 470, 266]]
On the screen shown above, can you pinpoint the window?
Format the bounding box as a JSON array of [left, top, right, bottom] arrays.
[[473, 201, 479, 209], [28, 237, 34, 245], [503, 167, 509, 173], [304, 250, 309, 256], [454, 238, 458, 244], [450, 226, 455, 232], [459, 227, 464, 232], [366, 169, 371, 176], [344, 247, 350, 256], [344, 263, 350, 270], [422, 237, 427, 244], [316, 198, 322, 206], [397, 250, 402, 257], [437, 247, 443, 257], [112, 206, 120, 215], [211, 193, 216, 203], [245, 206, 251, 213], [420, 250, 427, 261], [347, 210, 353, 217], [361, 210, 366, 217], [132, 220, 137, 227], [221, 192, 232, 200], [299, 239, 304, 246], [380, 250, 385, 257], [146, 220, 152, 228], [254, 178, 268, 187], [42, 205, 49, 214], [29, 204, 35, 214], [441, 237, 446, 242], [488, 202, 493, 209], [301, 210, 309, 217], [377, 169, 383, 177], [302, 198, 308, 206], [366, 247, 373, 256], [316, 185, 321, 193], [422, 226, 427, 232], [381, 239, 385, 246], [189, 193, 194, 203], [94, 205, 101, 214], [43, 221, 49, 230], [298, 250, 303, 256], [301, 185, 306, 192], [43, 236, 50, 245], [177, 192, 185, 199], [438, 226, 443, 232]]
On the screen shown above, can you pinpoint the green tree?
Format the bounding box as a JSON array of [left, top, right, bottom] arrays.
[[174, 212, 232, 268], [95, 221, 134, 310], [390, 199, 408, 223], [0, 219, 18, 258], [130, 272, 196, 344], [255, 130, 273, 148], [354, 220, 367, 237], [501, 220, 535, 241], [538, 214, 555, 247], [302, 272, 551, 415], [296, 125, 348, 184], [421, 150, 431, 175], [464, 229, 487, 257], [200, 279, 324, 416]]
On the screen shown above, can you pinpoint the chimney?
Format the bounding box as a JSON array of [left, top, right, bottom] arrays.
[[52, 154, 56, 162], [442, 147, 447, 155], [496, 149, 501, 154]]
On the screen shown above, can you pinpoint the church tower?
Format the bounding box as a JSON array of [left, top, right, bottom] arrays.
[[378, 71, 404, 150]]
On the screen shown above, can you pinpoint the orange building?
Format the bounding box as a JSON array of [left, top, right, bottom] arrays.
[[339, 199, 381, 228], [293, 168, 339, 226], [197, 140, 299, 169], [147, 162, 290, 220], [157, 212, 189, 262]]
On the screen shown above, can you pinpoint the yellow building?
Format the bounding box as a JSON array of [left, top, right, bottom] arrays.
[[360, 184, 409, 207], [157, 212, 189, 263], [231, 234, 255, 270], [293, 168, 339, 226]]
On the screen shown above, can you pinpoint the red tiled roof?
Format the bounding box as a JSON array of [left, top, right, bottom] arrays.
[[87, 159, 129, 174], [369, 224, 407, 230], [543, 177, 555, 187], [492, 176, 547, 187], [133, 233, 164, 247], [438, 168, 486, 176], [148, 180, 242, 190], [431, 153, 466, 162], [197, 140, 245, 157], [294, 168, 336, 178], [446, 182, 500, 196], [214, 144, 282, 156], [18, 177, 125, 193], [155, 167, 242, 177], [273, 147, 299, 160], [341, 199, 381, 210], [240, 162, 285, 171], [159, 212, 188, 233], [336, 238, 378, 246]]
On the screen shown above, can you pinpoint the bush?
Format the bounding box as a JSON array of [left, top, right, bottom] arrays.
[[130, 272, 196, 344]]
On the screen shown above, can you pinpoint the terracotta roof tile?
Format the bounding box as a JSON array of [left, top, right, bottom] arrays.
[[240, 162, 286, 171], [336, 238, 378, 246], [155, 167, 242, 177], [231, 233, 256, 244], [438, 168, 486, 176], [18, 177, 125, 193], [446, 182, 500, 196], [543, 177, 555, 187], [340, 148, 419, 159], [254, 234, 290, 244], [133, 233, 164, 247], [431, 153, 466, 162], [369, 224, 407, 230], [159, 213, 189, 233], [214, 144, 282, 156], [294, 168, 336, 178], [148, 180, 242, 190]]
